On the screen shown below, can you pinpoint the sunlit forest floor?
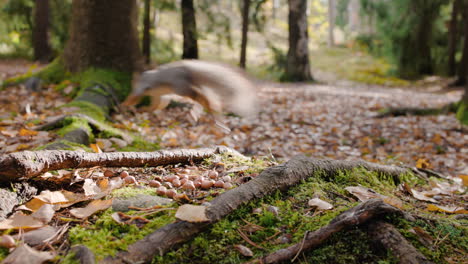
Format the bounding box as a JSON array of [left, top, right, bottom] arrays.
[[0, 48, 465, 178]]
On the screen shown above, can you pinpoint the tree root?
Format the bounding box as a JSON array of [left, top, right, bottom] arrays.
[[377, 102, 457, 118], [367, 221, 434, 264], [0, 146, 240, 183], [102, 155, 412, 264]]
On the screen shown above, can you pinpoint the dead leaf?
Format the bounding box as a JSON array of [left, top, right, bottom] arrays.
[[90, 143, 102, 153], [459, 175, 468, 187], [233, 244, 253, 257], [345, 186, 381, 201], [308, 198, 333, 210], [14, 226, 58, 247], [1, 243, 55, 264], [175, 204, 209, 222], [31, 204, 55, 223], [18, 128, 38, 137], [411, 189, 438, 203], [70, 199, 113, 219], [0, 212, 45, 230], [426, 204, 467, 214]]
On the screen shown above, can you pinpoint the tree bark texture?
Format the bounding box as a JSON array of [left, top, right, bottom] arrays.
[[457, 3, 468, 85], [63, 0, 143, 73], [33, 0, 52, 63], [448, 0, 461, 76], [181, 0, 199, 59], [103, 155, 411, 264], [286, 0, 313, 81], [0, 146, 240, 183], [239, 0, 250, 68], [367, 221, 434, 264], [142, 0, 151, 64]]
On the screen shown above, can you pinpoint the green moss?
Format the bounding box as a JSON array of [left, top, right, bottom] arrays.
[[74, 68, 132, 100], [0, 247, 8, 261], [68, 208, 175, 261], [456, 100, 468, 126], [111, 186, 158, 199], [56, 116, 93, 140], [35, 139, 93, 152], [61, 101, 106, 122], [36, 57, 70, 84], [120, 137, 160, 152]]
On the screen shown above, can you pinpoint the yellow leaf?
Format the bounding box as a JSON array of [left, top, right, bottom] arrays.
[[19, 128, 38, 137], [459, 175, 468, 187], [90, 143, 102, 153], [416, 158, 431, 169], [427, 204, 468, 214]]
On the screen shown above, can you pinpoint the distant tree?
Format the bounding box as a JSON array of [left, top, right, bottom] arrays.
[[33, 0, 52, 62], [142, 0, 151, 64], [448, 0, 461, 76], [455, 3, 468, 86], [239, 0, 251, 68], [360, 0, 446, 79], [181, 0, 198, 59], [63, 0, 142, 73], [285, 0, 313, 81]]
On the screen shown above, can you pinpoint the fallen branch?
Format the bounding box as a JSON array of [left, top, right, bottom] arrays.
[[102, 156, 411, 264], [0, 146, 240, 182], [250, 199, 401, 264], [367, 221, 434, 264]]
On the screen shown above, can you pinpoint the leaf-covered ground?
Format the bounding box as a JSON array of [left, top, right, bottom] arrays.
[[0, 60, 466, 178]]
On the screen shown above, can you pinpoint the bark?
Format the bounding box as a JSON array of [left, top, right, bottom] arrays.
[[252, 200, 403, 264], [367, 221, 434, 264], [142, 0, 151, 64], [33, 0, 52, 63], [448, 0, 461, 76], [102, 155, 411, 264], [0, 146, 240, 183], [181, 0, 199, 59], [456, 5, 468, 86], [240, 0, 251, 68], [63, 0, 143, 73], [286, 0, 313, 81]]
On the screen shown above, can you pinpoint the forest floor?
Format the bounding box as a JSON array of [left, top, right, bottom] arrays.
[[0, 57, 466, 263]]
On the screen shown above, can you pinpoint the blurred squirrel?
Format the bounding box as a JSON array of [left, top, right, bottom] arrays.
[[122, 60, 257, 129]]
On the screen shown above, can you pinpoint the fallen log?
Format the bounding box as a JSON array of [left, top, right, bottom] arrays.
[[102, 155, 411, 264], [0, 146, 240, 183]]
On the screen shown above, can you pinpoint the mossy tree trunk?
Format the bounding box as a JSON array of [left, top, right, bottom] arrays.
[[41, 0, 143, 149], [285, 0, 313, 82], [33, 0, 52, 63], [239, 0, 250, 68], [181, 0, 198, 59], [63, 0, 142, 73]]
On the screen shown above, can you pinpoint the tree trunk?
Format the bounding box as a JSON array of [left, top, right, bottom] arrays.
[[142, 0, 151, 64], [328, 0, 335, 47], [239, 0, 250, 68], [33, 0, 52, 63], [285, 0, 313, 81], [181, 0, 199, 59], [448, 0, 461, 76], [456, 5, 468, 86], [63, 0, 142, 73]]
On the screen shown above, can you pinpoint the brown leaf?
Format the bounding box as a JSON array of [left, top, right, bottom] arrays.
[[1, 243, 55, 264], [70, 199, 113, 219], [31, 204, 55, 223], [426, 204, 467, 214], [233, 244, 253, 257], [175, 204, 209, 222], [18, 128, 38, 137], [0, 212, 45, 230]]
